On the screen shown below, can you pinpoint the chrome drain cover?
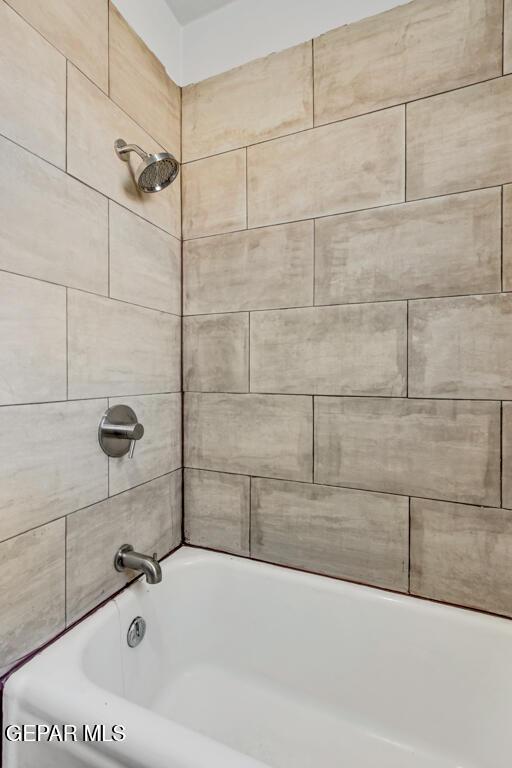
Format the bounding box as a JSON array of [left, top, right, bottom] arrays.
[[127, 616, 146, 648]]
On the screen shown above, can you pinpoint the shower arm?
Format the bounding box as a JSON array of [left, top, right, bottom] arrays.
[[114, 139, 148, 162]]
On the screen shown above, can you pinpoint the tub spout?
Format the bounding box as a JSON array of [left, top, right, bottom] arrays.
[[114, 544, 162, 584]]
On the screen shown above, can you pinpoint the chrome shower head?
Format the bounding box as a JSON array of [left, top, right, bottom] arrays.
[[114, 139, 180, 192]]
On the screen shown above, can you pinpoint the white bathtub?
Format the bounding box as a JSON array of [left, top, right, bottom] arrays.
[[3, 547, 512, 768]]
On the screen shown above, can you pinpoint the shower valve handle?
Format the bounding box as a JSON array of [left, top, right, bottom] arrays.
[[98, 405, 144, 459]]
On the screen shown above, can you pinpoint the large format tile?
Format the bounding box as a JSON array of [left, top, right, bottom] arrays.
[[184, 313, 249, 393], [314, 0, 502, 126], [315, 189, 501, 305], [109, 394, 182, 497], [184, 469, 250, 555], [185, 393, 312, 481], [0, 136, 108, 293], [504, 403, 512, 510], [409, 294, 512, 399], [67, 472, 181, 622], [247, 107, 404, 228], [182, 149, 246, 239], [504, 186, 512, 292], [109, 4, 181, 156], [250, 303, 406, 396], [0, 519, 65, 671], [315, 397, 500, 506], [407, 76, 512, 200], [411, 498, 512, 617], [252, 478, 409, 591], [182, 42, 312, 161], [0, 2, 65, 167], [6, 0, 108, 91], [0, 400, 107, 543], [68, 290, 180, 399], [67, 65, 180, 237], [506, 0, 512, 73], [109, 202, 180, 315], [0, 272, 66, 405], [183, 221, 313, 315]]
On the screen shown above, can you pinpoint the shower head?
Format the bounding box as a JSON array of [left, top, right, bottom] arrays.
[[114, 139, 180, 193]]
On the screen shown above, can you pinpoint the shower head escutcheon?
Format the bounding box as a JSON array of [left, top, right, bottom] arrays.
[[114, 138, 180, 193]]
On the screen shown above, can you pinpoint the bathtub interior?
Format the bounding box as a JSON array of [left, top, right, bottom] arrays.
[[85, 548, 512, 767]]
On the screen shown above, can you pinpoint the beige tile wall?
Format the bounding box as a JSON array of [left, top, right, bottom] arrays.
[[183, 0, 512, 618], [5, 0, 108, 92], [313, 0, 502, 125], [2, 0, 512, 672], [184, 469, 250, 555], [252, 479, 409, 591], [67, 64, 181, 237], [0, 1, 182, 671], [67, 472, 182, 622], [247, 106, 405, 227], [109, 4, 181, 156], [182, 42, 313, 161], [184, 313, 249, 393], [0, 1, 66, 168], [314, 189, 501, 305], [407, 76, 512, 199], [182, 148, 246, 238]]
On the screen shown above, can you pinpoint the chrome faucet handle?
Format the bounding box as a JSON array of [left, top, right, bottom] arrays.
[[128, 429, 143, 458], [98, 405, 144, 459]]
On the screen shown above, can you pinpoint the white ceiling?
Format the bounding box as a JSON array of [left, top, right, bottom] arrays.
[[165, 0, 235, 25]]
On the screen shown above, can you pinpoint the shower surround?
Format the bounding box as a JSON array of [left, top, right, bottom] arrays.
[[0, 0, 182, 672], [1, 0, 512, 675], [182, 0, 512, 617]]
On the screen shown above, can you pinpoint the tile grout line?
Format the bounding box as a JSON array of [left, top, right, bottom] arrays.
[[182, 183, 505, 244], [503, 0, 506, 76], [0, 391, 182, 410], [245, 146, 249, 230], [0, 264, 182, 317], [64, 515, 68, 626], [182, 390, 503, 404], [183, 288, 511, 320], [0, 138, 180, 245], [248, 476, 252, 556], [406, 300, 409, 397], [404, 102, 407, 202], [312, 219, 316, 306], [312, 396, 315, 482], [182, 466, 509, 512], [500, 401, 504, 508], [501, 186, 504, 292], [0, 468, 183, 549], [180, 94, 186, 547], [107, 200, 111, 297], [182, 73, 507, 166], [311, 37, 315, 127], [107, 0, 111, 96], [248, 312, 251, 392], [65, 288, 69, 399], [65, 60, 68, 173], [407, 497, 411, 594]]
